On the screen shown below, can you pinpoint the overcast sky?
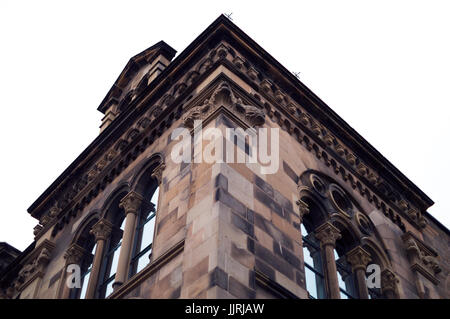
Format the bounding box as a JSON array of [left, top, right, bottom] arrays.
[[1, 1, 449, 250]]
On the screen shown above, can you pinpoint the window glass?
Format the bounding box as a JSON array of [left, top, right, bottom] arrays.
[[301, 224, 326, 299]]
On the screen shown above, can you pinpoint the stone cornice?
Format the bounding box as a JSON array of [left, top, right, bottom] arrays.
[[28, 16, 434, 241]]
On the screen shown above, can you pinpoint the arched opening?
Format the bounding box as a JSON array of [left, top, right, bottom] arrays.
[[300, 196, 327, 299], [69, 214, 99, 299]]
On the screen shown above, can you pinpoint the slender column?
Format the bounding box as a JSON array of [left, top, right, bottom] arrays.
[[113, 191, 143, 290], [85, 218, 113, 299], [59, 244, 86, 299], [314, 222, 342, 299], [381, 269, 399, 299], [346, 246, 371, 299]]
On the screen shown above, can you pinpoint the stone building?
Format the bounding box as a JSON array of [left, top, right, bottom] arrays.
[[0, 15, 448, 299]]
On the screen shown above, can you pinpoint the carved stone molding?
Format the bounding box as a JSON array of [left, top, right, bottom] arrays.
[[151, 162, 166, 185], [12, 239, 55, 294], [182, 81, 265, 130], [346, 246, 372, 271], [64, 243, 86, 266], [295, 198, 310, 224], [36, 39, 427, 241], [119, 191, 144, 216], [381, 269, 399, 298], [314, 222, 342, 248], [90, 219, 113, 242], [401, 232, 441, 285]]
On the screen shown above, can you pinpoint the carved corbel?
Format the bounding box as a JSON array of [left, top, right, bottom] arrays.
[[151, 162, 166, 185], [381, 269, 400, 299], [402, 232, 441, 286]]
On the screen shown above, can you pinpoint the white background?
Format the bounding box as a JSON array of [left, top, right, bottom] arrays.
[[1, 1, 449, 250]]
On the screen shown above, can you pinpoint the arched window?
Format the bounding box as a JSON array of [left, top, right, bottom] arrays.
[[301, 223, 326, 299], [129, 186, 159, 276], [300, 197, 327, 299], [68, 216, 98, 299], [97, 219, 124, 298], [298, 170, 390, 299], [79, 243, 96, 299], [334, 249, 356, 299]]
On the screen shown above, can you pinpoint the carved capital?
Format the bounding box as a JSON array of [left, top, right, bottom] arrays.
[[151, 162, 166, 185], [381, 269, 399, 296], [64, 243, 86, 265], [401, 231, 441, 285], [314, 222, 341, 248], [346, 246, 371, 271], [90, 218, 113, 242], [119, 191, 144, 216], [296, 198, 310, 223]]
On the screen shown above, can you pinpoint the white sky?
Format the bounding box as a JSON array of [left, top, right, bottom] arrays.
[[1, 1, 449, 251]]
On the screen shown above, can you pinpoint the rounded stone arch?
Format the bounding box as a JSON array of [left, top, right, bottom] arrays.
[[71, 211, 101, 250], [360, 237, 392, 271], [329, 213, 361, 254], [101, 182, 131, 226], [130, 152, 164, 199], [298, 186, 328, 233]]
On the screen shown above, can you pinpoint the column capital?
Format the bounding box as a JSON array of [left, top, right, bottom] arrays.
[[314, 222, 341, 248], [346, 246, 371, 271], [296, 199, 310, 223], [381, 269, 399, 296], [64, 243, 86, 265], [151, 162, 166, 185], [119, 191, 144, 216], [90, 218, 113, 241]]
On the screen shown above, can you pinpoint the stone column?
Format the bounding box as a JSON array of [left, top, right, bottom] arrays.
[[381, 269, 399, 299], [346, 246, 371, 299], [85, 218, 113, 299], [59, 243, 86, 299], [113, 191, 143, 290], [314, 222, 342, 299]]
